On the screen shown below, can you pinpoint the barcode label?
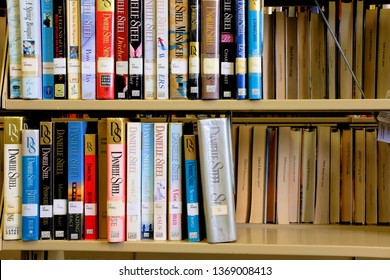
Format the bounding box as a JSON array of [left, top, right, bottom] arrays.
[[111, 231, 120, 239], [128, 232, 137, 240], [132, 90, 140, 97], [189, 232, 198, 239]]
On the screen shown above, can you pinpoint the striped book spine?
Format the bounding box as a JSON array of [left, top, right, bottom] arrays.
[[188, 0, 201, 99], [144, 0, 156, 99], [115, 0, 129, 99], [156, 0, 169, 99], [235, 0, 247, 99], [41, 0, 55, 99], [67, 0, 81, 99], [53, 0, 67, 99]]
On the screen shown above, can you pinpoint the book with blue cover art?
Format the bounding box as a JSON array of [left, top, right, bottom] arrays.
[[41, 0, 55, 99]]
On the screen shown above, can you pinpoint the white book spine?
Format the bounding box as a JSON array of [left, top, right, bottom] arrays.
[[289, 127, 302, 223], [144, 0, 156, 99], [330, 127, 341, 224], [67, 0, 81, 99], [156, 0, 169, 99]]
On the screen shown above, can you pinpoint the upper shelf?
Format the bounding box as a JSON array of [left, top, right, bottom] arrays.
[[4, 99, 390, 113]]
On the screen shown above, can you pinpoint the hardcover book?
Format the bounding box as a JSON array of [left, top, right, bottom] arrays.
[[274, 8, 286, 100], [289, 127, 302, 223], [156, 0, 169, 99], [365, 128, 377, 224], [376, 5, 390, 99], [265, 127, 277, 223], [330, 127, 341, 224], [53, 0, 67, 99], [377, 141, 390, 223], [97, 119, 108, 239], [115, 0, 129, 99], [188, 0, 201, 99], [339, 0, 353, 99], [340, 127, 353, 223], [41, 0, 55, 99], [286, 8, 297, 99], [353, 128, 365, 224], [144, 0, 156, 99]]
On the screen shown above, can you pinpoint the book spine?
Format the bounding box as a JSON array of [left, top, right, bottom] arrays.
[[107, 118, 127, 242], [81, 0, 96, 100], [84, 133, 98, 239], [144, 0, 156, 99], [129, 0, 144, 99], [53, 121, 68, 239], [97, 120, 108, 239], [141, 122, 154, 239], [39, 121, 54, 240], [235, 0, 247, 99], [41, 0, 55, 99], [188, 0, 201, 99], [156, 0, 169, 99], [169, 0, 189, 99], [67, 0, 81, 99], [22, 129, 40, 241], [115, 0, 129, 99], [248, 0, 263, 100], [168, 123, 183, 240], [3, 117, 24, 240], [53, 0, 67, 99], [7, 0, 22, 99], [20, 0, 42, 99], [96, 0, 115, 99], [201, 0, 220, 99], [197, 118, 237, 243], [126, 122, 142, 240]]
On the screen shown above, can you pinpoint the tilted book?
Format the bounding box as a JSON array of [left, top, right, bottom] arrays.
[[53, 0, 67, 99], [156, 0, 169, 99], [115, 0, 129, 99], [41, 0, 55, 99], [144, 0, 156, 99], [197, 118, 236, 243], [188, 0, 201, 99]]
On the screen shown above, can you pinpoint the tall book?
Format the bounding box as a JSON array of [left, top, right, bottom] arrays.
[[126, 122, 142, 241], [201, 0, 220, 99], [235, 0, 247, 99], [188, 0, 201, 99], [22, 129, 40, 241], [353, 0, 364, 99], [340, 127, 353, 224], [144, 0, 156, 99], [115, 0, 129, 99], [129, 0, 144, 99], [169, 0, 189, 99], [67, 0, 81, 99], [3, 116, 24, 240], [265, 127, 277, 223], [20, 0, 42, 99], [107, 118, 127, 242], [41, 0, 55, 99], [286, 8, 297, 99], [53, 0, 67, 99], [141, 122, 154, 239], [376, 5, 390, 99], [377, 141, 390, 224], [7, 0, 22, 99], [97, 119, 108, 239], [289, 127, 302, 223], [39, 121, 54, 239], [297, 8, 310, 99], [327, 0, 337, 99], [96, 0, 115, 99], [365, 128, 377, 224], [262, 7, 274, 99], [274, 8, 286, 100], [353, 128, 365, 224], [84, 133, 98, 239], [156, 0, 169, 99], [197, 118, 236, 243], [330, 127, 341, 224], [81, 0, 96, 100]]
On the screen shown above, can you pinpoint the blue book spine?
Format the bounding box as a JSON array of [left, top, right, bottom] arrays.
[[141, 123, 154, 239], [248, 0, 263, 100], [235, 0, 247, 99], [67, 121, 87, 240], [41, 0, 55, 99], [81, 0, 96, 99], [7, 0, 22, 98], [22, 129, 40, 241]]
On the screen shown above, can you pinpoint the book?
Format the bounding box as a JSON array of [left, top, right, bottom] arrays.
[[97, 119, 108, 239], [297, 8, 309, 99], [377, 141, 390, 224], [169, 0, 189, 99], [327, 0, 337, 99], [265, 127, 277, 223], [156, 0, 169, 99], [115, 0, 129, 99], [39, 121, 54, 239], [96, 0, 115, 99], [340, 127, 353, 224], [107, 118, 127, 242], [286, 8, 297, 99], [3, 116, 24, 240], [41, 0, 55, 99], [84, 133, 98, 239], [339, 0, 353, 99], [197, 118, 236, 243], [20, 0, 42, 99], [289, 127, 302, 223], [144, 0, 156, 99], [154, 122, 168, 240], [188, 0, 201, 99], [201, 0, 220, 99], [168, 123, 183, 240], [353, 0, 364, 99], [330, 127, 341, 224], [22, 128, 40, 241], [365, 128, 377, 225], [67, 0, 81, 99], [262, 7, 274, 99], [353, 128, 365, 224], [376, 5, 390, 99], [235, 0, 247, 100], [81, 0, 96, 100], [129, 0, 144, 99], [53, 0, 67, 99], [126, 122, 142, 241], [274, 8, 286, 100]]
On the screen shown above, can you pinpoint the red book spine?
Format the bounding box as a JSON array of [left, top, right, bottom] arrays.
[[115, 0, 129, 99], [96, 0, 115, 99]]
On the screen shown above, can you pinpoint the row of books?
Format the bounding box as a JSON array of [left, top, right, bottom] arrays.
[[232, 123, 390, 225], [2, 116, 236, 243]]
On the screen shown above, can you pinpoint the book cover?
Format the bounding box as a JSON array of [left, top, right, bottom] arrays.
[[126, 122, 142, 241], [289, 127, 302, 223], [353, 128, 365, 224], [96, 0, 115, 99], [115, 0, 129, 99], [141, 122, 154, 239], [235, 0, 247, 99], [107, 118, 127, 242], [168, 123, 183, 240], [97, 119, 108, 239], [22, 129, 40, 241], [53, 0, 67, 99], [156, 0, 169, 99], [274, 8, 286, 100], [84, 133, 98, 239], [3, 117, 24, 240], [81, 0, 96, 100], [201, 0, 220, 99], [20, 0, 42, 99], [340, 127, 353, 224], [169, 0, 189, 99], [129, 0, 144, 99], [265, 127, 277, 224], [144, 0, 156, 99], [39, 121, 54, 239], [365, 128, 377, 224], [330, 127, 341, 224], [188, 0, 201, 99], [197, 118, 236, 243], [377, 141, 390, 224], [339, 0, 353, 99], [41, 0, 55, 99], [67, 0, 81, 99], [7, 0, 22, 99]]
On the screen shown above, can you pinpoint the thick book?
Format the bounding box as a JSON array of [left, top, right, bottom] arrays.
[[377, 141, 390, 224], [156, 0, 169, 99], [289, 127, 302, 223], [3, 116, 24, 240], [107, 118, 127, 242], [41, 0, 55, 99], [67, 0, 81, 99], [53, 0, 67, 99], [115, 0, 129, 99], [339, 0, 353, 99], [376, 5, 390, 99], [144, 0, 156, 99], [201, 0, 220, 99], [188, 0, 201, 99], [39, 121, 54, 239], [97, 119, 108, 239], [265, 127, 277, 223], [330, 127, 341, 224], [365, 128, 377, 224], [340, 127, 353, 224], [129, 0, 143, 99], [22, 129, 40, 241], [169, 0, 189, 99], [235, 0, 247, 99], [96, 0, 115, 99], [353, 128, 365, 224], [197, 118, 236, 243]]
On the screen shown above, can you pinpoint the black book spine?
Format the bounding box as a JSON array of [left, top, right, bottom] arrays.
[[188, 0, 201, 99]]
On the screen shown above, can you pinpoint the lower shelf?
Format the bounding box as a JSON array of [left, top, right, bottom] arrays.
[[2, 224, 390, 258]]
